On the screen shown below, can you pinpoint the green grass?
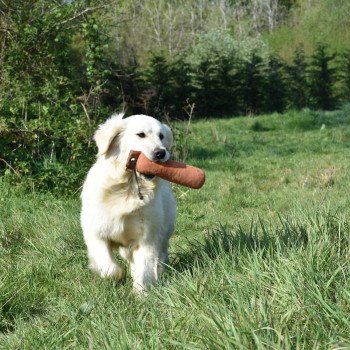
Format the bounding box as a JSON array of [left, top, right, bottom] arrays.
[[1, 107, 350, 349]]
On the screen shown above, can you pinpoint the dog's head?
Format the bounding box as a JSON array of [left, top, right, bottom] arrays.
[[94, 113, 173, 164]]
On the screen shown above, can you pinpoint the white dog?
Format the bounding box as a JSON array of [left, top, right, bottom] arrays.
[[80, 113, 176, 292]]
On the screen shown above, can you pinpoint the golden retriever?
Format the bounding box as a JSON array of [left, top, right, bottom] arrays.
[[80, 113, 176, 292]]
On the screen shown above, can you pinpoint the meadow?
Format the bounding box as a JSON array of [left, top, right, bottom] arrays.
[[1, 107, 350, 349]]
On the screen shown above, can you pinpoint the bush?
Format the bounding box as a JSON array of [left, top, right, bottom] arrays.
[[0, 1, 115, 194]]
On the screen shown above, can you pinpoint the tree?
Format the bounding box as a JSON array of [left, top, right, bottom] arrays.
[[212, 55, 240, 116], [170, 56, 195, 119], [338, 50, 350, 103], [192, 54, 239, 117], [143, 51, 173, 117], [265, 54, 287, 113], [192, 58, 218, 117], [309, 44, 337, 110], [250, 0, 294, 33], [239, 52, 266, 114], [287, 46, 309, 109]]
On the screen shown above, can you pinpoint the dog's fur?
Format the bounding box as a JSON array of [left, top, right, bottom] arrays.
[[80, 114, 176, 292]]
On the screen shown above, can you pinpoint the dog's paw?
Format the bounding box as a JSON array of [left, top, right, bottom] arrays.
[[91, 262, 124, 280], [133, 282, 148, 295]]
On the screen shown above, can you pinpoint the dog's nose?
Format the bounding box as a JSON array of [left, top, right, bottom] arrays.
[[154, 148, 166, 161]]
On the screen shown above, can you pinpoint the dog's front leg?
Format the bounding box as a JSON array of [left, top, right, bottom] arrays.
[[85, 236, 124, 280], [131, 244, 161, 293]]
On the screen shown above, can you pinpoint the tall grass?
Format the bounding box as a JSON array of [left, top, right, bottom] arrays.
[[1, 107, 350, 348]]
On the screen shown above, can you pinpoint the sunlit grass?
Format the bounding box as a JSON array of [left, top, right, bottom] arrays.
[[1, 107, 350, 348]]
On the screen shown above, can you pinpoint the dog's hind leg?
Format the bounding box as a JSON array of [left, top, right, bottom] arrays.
[[85, 236, 124, 280]]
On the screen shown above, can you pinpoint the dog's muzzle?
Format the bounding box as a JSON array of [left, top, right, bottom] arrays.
[[153, 148, 166, 161]]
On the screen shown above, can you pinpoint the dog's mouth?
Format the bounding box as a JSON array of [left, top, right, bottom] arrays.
[[126, 150, 169, 181], [140, 173, 155, 180], [140, 155, 171, 180]]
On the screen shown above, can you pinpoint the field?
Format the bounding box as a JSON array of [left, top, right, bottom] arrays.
[[1, 108, 350, 349]]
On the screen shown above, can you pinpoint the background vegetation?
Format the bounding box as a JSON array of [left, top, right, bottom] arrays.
[[1, 0, 350, 192]]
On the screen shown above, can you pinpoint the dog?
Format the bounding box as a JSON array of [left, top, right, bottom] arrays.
[[80, 113, 176, 293]]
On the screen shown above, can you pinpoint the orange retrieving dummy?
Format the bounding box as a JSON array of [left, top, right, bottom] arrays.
[[126, 151, 205, 189]]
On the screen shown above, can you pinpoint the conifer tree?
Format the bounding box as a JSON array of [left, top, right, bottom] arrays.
[[309, 44, 337, 110], [193, 58, 218, 117], [170, 56, 194, 118], [144, 51, 173, 116], [239, 52, 266, 115], [265, 55, 287, 113], [338, 50, 350, 103], [287, 46, 309, 109], [112, 61, 145, 115], [215, 56, 240, 116], [193, 55, 238, 117]]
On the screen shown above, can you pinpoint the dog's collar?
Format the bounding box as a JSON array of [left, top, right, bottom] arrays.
[[132, 170, 156, 200], [133, 169, 144, 200]]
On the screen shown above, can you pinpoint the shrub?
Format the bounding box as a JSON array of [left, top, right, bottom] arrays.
[[0, 1, 112, 194]]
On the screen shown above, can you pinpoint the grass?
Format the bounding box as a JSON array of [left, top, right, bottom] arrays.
[[1, 107, 350, 349]]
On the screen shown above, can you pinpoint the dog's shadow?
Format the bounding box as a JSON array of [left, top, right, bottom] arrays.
[[169, 218, 309, 274]]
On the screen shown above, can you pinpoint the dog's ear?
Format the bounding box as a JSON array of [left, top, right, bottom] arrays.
[[162, 123, 173, 149], [94, 113, 125, 156]]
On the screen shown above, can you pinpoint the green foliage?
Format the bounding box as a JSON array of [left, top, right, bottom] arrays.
[[82, 16, 110, 85], [2, 1, 350, 194], [266, 0, 350, 58], [1, 1, 86, 114], [142, 51, 174, 116], [239, 52, 266, 114], [186, 30, 269, 65], [309, 44, 337, 110], [338, 50, 350, 103], [265, 55, 287, 113], [135, 36, 350, 118], [0, 1, 114, 193], [193, 58, 223, 117], [287, 46, 309, 109], [169, 56, 194, 118], [192, 55, 238, 117]]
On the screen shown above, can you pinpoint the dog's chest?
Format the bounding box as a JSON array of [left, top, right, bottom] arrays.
[[106, 209, 146, 247], [98, 180, 160, 244]]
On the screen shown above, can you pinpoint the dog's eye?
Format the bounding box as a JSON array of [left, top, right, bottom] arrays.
[[137, 132, 146, 138], [159, 133, 164, 140]]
